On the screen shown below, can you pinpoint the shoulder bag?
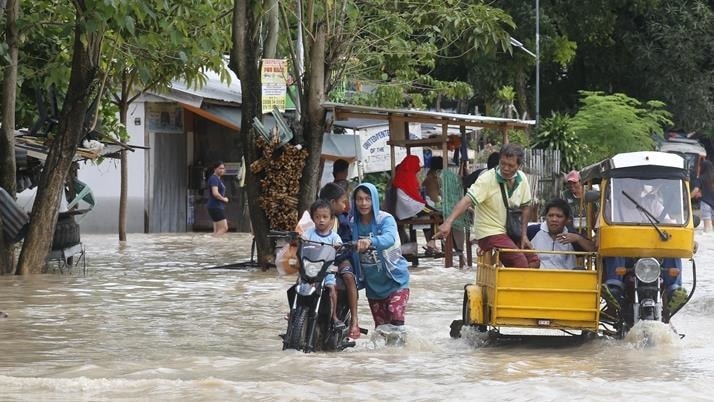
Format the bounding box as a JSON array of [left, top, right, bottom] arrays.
[[499, 183, 522, 244]]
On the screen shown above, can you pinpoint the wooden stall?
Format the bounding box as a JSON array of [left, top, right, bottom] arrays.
[[324, 102, 535, 267]]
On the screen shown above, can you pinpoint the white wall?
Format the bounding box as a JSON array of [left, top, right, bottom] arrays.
[[78, 101, 147, 233]]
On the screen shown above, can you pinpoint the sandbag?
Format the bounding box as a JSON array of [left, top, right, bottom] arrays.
[[275, 210, 314, 276]]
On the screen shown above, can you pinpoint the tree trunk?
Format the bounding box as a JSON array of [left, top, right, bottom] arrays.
[[231, 0, 273, 267], [297, 23, 326, 213], [263, 0, 279, 59], [16, 20, 102, 274], [0, 0, 20, 274], [118, 102, 128, 241]]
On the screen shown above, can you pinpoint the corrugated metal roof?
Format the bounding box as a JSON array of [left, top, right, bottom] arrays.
[[169, 67, 242, 106], [323, 102, 535, 129]]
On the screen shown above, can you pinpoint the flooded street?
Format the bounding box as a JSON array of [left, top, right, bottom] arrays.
[[2, 232, 714, 401]]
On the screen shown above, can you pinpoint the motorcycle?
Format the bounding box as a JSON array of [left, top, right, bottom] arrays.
[[580, 152, 698, 338], [270, 231, 366, 352], [601, 257, 696, 338]]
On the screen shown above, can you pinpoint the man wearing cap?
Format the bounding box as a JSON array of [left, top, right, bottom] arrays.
[[562, 170, 585, 233]]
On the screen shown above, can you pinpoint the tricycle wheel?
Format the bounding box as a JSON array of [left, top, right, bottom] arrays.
[[462, 288, 471, 325], [450, 319, 464, 338]]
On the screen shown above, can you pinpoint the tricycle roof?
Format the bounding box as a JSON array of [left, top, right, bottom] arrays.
[[658, 138, 707, 157], [580, 151, 688, 183]]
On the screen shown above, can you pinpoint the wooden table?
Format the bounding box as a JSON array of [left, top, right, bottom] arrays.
[[397, 215, 454, 267]]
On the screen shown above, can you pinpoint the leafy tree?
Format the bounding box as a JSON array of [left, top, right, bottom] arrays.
[[14, 0, 109, 273], [230, 0, 517, 265], [626, 0, 714, 135], [0, 0, 230, 273], [0, 0, 20, 272], [328, 0, 514, 113], [102, 1, 232, 241], [230, 0, 273, 266], [532, 111, 587, 171], [496, 85, 517, 118], [570, 91, 672, 165]]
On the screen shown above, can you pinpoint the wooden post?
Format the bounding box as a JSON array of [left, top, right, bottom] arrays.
[[441, 122, 453, 267]]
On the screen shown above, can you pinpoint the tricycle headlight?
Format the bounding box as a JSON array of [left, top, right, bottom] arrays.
[[634, 258, 660, 283], [303, 260, 322, 278]]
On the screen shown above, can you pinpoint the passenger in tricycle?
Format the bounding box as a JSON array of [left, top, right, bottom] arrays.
[[435, 143, 539, 268], [527, 198, 595, 269]]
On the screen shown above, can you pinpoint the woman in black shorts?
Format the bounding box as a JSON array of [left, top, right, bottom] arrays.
[[206, 161, 229, 235]]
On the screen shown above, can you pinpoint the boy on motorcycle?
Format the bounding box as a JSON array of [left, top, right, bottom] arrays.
[[303, 199, 348, 329], [319, 183, 361, 339]]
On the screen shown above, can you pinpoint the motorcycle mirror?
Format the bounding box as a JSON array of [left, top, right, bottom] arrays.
[[584, 190, 601, 203]]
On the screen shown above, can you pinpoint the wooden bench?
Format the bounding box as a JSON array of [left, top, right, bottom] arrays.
[[397, 215, 455, 267]]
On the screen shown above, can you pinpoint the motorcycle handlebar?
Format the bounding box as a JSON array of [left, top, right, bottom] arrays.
[[267, 232, 374, 251], [340, 240, 375, 252], [267, 230, 300, 240]]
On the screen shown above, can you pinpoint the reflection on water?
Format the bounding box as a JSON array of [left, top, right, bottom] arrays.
[[1, 232, 713, 400]]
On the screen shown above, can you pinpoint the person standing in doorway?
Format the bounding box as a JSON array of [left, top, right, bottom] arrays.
[[207, 161, 229, 236]]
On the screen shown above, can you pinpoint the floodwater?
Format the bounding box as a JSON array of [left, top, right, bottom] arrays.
[[1, 232, 714, 401]]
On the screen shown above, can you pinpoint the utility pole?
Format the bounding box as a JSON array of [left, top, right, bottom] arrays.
[[535, 0, 540, 129]]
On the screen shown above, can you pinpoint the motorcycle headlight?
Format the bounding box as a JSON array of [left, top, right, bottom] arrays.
[[634, 258, 660, 283], [303, 260, 322, 278]]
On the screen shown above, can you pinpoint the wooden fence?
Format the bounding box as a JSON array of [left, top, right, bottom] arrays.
[[522, 148, 562, 217]]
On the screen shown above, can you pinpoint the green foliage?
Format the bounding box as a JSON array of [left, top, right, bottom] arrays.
[[533, 111, 587, 171], [496, 85, 515, 103], [550, 35, 577, 68], [328, 0, 513, 110], [96, 102, 127, 142], [5, 0, 232, 139], [478, 127, 529, 148], [570, 91, 673, 165], [626, 0, 714, 134], [506, 129, 530, 147], [102, 0, 232, 105]]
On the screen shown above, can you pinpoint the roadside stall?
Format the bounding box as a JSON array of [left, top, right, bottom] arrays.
[[323, 103, 535, 267]]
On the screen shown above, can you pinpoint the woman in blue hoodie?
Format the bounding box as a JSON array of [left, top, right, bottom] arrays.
[[350, 183, 411, 332]]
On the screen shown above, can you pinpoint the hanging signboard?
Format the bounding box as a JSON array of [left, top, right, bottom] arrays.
[[261, 59, 288, 114], [358, 123, 422, 173]]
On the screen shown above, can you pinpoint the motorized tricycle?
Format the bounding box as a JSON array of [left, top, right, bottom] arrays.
[[270, 231, 364, 352], [451, 151, 697, 340]]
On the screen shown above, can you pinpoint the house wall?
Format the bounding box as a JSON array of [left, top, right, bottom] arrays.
[[77, 101, 148, 234]]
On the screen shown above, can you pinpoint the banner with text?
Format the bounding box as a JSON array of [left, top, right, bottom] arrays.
[[261, 59, 288, 114]]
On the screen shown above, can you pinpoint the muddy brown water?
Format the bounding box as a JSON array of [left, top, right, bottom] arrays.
[[1, 232, 713, 401]]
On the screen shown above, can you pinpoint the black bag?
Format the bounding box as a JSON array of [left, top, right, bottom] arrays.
[[499, 183, 522, 243]]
